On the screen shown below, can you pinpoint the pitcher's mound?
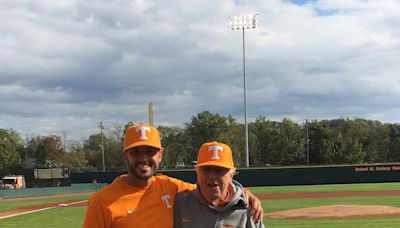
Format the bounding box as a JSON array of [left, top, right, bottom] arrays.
[[266, 204, 400, 219]]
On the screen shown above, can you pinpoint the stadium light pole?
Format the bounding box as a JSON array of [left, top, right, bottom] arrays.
[[228, 14, 258, 168]]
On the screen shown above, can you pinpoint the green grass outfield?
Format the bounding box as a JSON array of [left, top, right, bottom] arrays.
[[262, 196, 400, 227], [0, 195, 90, 212], [1, 182, 400, 227], [249, 182, 400, 194]]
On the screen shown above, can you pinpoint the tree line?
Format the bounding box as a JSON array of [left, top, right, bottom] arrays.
[[1, 110, 400, 176]]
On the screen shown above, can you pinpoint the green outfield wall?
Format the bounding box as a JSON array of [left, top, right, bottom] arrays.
[[233, 164, 400, 187], [0, 183, 106, 199], [70, 163, 400, 187], [3, 163, 399, 199]]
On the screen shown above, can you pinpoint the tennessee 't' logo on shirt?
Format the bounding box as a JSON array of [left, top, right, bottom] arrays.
[[161, 194, 172, 208]]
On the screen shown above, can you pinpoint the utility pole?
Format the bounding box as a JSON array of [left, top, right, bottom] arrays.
[[306, 119, 310, 166], [62, 131, 67, 152], [62, 131, 67, 167], [99, 121, 105, 172], [148, 103, 154, 126]]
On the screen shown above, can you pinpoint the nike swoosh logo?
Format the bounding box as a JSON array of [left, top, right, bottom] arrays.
[[127, 209, 137, 214], [182, 218, 191, 222]]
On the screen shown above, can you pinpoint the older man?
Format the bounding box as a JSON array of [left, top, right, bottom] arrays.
[[174, 141, 265, 228], [83, 125, 262, 228]]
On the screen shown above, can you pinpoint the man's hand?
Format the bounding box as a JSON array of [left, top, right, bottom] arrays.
[[243, 188, 263, 222]]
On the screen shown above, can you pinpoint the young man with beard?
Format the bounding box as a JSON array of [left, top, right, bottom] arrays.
[[83, 124, 263, 228], [174, 142, 265, 228]]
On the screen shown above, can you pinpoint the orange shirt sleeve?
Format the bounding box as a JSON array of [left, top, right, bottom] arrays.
[[83, 193, 112, 228], [166, 176, 196, 192]]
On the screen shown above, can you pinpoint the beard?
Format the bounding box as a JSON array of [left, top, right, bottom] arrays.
[[127, 160, 159, 180]]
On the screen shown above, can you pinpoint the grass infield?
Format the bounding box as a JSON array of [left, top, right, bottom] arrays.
[[1, 182, 400, 227]]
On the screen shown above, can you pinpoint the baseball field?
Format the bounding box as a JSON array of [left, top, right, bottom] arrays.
[[1, 182, 400, 227]]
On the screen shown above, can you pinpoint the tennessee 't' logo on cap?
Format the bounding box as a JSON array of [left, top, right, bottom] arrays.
[[136, 126, 150, 140], [124, 124, 162, 151], [196, 142, 234, 169], [209, 145, 223, 160]]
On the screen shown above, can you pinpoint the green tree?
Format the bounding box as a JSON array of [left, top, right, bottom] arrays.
[[388, 124, 400, 162], [65, 140, 90, 172], [0, 129, 23, 176], [159, 126, 191, 168], [83, 129, 125, 172], [25, 136, 41, 167], [185, 111, 236, 164], [364, 121, 390, 163], [252, 117, 305, 166], [326, 133, 344, 164], [252, 116, 279, 166], [308, 120, 332, 164], [327, 119, 368, 164], [83, 134, 103, 171], [219, 123, 244, 167], [279, 118, 305, 165], [342, 119, 368, 163]]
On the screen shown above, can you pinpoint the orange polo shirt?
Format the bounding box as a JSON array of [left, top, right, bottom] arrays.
[[83, 175, 195, 228]]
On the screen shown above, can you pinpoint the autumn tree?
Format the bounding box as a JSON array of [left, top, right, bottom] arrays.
[[35, 135, 66, 168]]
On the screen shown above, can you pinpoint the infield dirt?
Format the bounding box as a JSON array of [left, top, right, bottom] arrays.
[[266, 204, 400, 219], [259, 190, 400, 219]]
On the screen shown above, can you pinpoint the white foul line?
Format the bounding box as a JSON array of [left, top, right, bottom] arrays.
[[0, 200, 88, 220]]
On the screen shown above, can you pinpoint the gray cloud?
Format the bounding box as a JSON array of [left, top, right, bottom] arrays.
[[1, 0, 400, 140]]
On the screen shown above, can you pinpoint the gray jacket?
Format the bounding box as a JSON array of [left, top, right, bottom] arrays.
[[174, 180, 265, 228]]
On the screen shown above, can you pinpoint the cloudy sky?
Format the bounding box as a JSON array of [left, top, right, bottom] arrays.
[[1, 0, 400, 140]]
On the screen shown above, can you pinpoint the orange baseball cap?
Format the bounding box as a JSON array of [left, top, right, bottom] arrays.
[[196, 142, 235, 169], [124, 124, 163, 151]]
